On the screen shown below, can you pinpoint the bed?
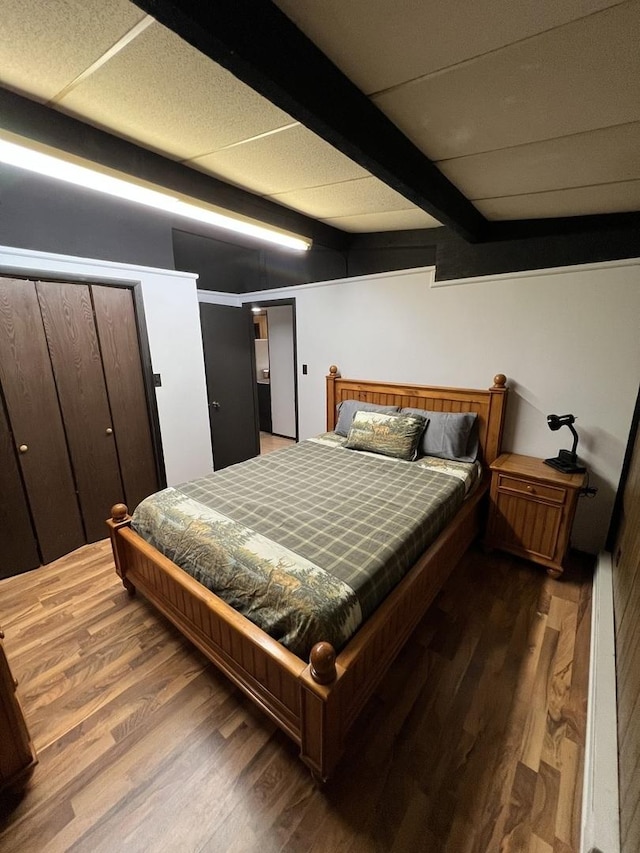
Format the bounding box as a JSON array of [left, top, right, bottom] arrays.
[[108, 367, 507, 780]]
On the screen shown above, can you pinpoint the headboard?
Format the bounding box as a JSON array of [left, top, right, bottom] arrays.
[[326, 366, 508, 466]]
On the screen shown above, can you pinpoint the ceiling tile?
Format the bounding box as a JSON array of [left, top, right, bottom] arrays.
[[271, 176, 421, 218], [477, 180, 640, 219], [373, 2, 640, 159], [0, 0, 146, 102], [439, 122, 640, 199], [57, 22, 294, 160], [190, 124, 369, 195], [273, 0, 621, 94], [322, 209, 442, 233]]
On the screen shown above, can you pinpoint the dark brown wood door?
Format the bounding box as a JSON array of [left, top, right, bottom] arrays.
[[0, 278, 85, 564], [36, 281, 125, 543], [0, 393, 39, 578], [92, 285, 159, 513]]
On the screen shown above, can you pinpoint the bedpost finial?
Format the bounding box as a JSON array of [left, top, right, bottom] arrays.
[[492, 374, 507, 389], [111, 503, 129, 522], [310, 642, 337, 684], [328, 365, 339, 377]]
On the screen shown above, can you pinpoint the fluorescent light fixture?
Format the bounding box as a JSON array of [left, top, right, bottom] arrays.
[[251, 306, 262, 313], [0, 138, 311, 252]]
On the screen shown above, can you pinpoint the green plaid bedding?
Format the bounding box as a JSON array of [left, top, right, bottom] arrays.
[[131, 437, 479, 659]]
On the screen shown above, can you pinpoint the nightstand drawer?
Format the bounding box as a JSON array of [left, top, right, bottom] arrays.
[[497, 474, 565, 504]]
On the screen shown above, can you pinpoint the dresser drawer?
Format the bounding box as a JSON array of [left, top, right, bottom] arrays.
[[497, 474, 565, 504]]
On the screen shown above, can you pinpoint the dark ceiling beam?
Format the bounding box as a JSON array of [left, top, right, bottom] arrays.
[[130, 0, 489, 242], [0, 87, 349, 251]]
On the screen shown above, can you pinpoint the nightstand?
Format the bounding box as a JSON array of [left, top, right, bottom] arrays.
[[485, 453, 587, 577]]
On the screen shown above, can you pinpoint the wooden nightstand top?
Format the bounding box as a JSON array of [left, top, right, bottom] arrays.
[[490, 452, 587, 490]]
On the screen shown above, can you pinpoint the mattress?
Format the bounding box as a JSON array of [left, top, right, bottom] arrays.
[[131, 434, 480, 659]]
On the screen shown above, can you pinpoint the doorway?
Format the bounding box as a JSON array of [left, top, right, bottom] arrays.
[[246, 298, 298, 449]]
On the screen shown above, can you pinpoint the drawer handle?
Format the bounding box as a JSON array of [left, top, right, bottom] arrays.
[[526, 485, 535, 493]]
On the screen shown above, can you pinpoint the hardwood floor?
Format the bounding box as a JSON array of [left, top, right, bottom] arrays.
[[260, 432, 295, 455], [0, 541, 592, 852]]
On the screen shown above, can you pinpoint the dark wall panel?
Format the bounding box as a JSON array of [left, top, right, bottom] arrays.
[[432, 223, 640, 281], [262, 244, 346, 290], [349, 223, 640, 283], [173, 228, 346, 293], [0, 164, 175, 269], [173, 229, 263, 292]]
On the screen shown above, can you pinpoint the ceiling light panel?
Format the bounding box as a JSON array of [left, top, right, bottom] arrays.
[[272, 175, 428, 219], [0, 0, 146, 102], [372, 2, 640, 161], [322, 209, 442, 233], [477, 180, 640, 220], [57, 22, 294, 161], [438, 122, 640, 201], [273, 0, 622, 95], [190, 124, 370, 196]]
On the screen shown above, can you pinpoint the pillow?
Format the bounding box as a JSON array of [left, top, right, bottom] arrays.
[[345, 410, 428, 461], [401, 408, 479, 462], [334, 400, 399, 437]]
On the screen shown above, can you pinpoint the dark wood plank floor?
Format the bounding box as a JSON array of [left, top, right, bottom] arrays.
[[0, 541, 592, 852]]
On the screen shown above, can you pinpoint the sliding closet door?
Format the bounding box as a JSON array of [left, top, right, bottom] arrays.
[[92, 285, 158, 511], [0, 278, 85, 563], [36, 281, 125, 543], [0, 393, 39, 578]]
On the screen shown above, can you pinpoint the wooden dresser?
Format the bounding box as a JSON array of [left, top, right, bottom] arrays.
[[485, 452, 586, 577], [0, 628, 37, 793]]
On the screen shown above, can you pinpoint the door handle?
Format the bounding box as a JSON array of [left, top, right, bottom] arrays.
[[210, 401, 221, 409]]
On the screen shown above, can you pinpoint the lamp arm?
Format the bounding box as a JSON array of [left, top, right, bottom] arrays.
[[566, 423, 579, 456]]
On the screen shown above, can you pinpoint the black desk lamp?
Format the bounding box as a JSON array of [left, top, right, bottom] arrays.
[[544, 414, 586, 474]]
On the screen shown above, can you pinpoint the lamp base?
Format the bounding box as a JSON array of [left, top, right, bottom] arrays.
[[544, 450, 586, 475]]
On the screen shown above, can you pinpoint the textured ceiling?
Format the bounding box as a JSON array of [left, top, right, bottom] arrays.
[[0, 0, 638, 238]]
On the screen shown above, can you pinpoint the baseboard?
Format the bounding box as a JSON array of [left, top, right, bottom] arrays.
[[581, 551, 620, 853]]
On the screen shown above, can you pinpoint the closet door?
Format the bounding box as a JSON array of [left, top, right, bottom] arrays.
[[36, 281, 125, 543], [0, 278, 85, 563], [0, 394, 39, 578], [92, 285, 159, 511]]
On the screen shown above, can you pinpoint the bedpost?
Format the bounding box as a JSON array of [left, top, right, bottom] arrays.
[[300, 642, 341, 781], [106, 503, 135, 595], [326, 365, 340, 431], [484, 374, 508, 465], [310, 642, 337, 684]]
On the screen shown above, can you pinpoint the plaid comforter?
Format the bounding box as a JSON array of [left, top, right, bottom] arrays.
[[131, 435, 479, 659]]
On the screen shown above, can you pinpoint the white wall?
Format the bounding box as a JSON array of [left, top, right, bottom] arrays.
[[0, 245, 213, 486], [267, 305, 296, 438], [244, 259, 640, 553]]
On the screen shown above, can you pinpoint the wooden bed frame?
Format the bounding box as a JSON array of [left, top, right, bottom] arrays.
[[107, 368, 507, 780]]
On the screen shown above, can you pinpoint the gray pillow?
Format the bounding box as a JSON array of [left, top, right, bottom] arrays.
[[401, 408, 479, 462], [345, 410, 428, 461], [335, 400, 400, 437]]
